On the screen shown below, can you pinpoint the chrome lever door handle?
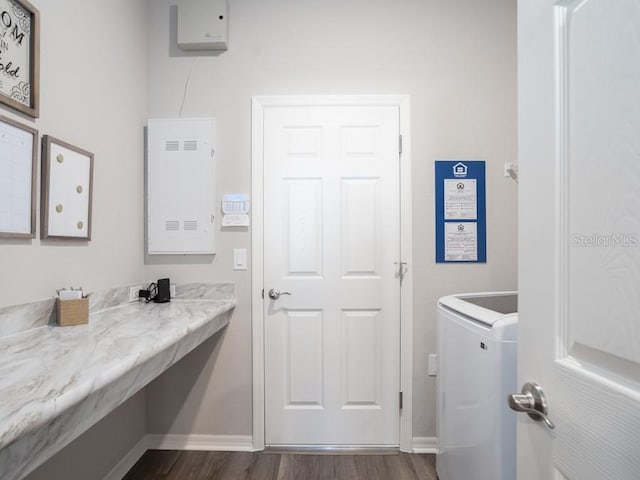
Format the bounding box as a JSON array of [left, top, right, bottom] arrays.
[[268, 288, 292, 300], [508, 382, 555, 429]]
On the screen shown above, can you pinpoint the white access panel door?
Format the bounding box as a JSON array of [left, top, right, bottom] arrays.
[[518, 1, 640, 478], [147, 118, 215, 254], [263, 105, 401, 446]]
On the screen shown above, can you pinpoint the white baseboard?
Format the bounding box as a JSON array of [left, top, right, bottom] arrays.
[[103, 435, 151, 480], [102, 434, 255, 480], [105, 434, 428, 480], [412, 436, 438, 454], [146, 433, 255, 452]]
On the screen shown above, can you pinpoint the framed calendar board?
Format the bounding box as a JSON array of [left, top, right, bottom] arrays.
[[0, 114, 37, 238]]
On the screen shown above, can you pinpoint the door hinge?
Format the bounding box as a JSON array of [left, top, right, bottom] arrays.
[[399, 135, 403, 155], [261, 289, 264, 299], [399, 391, 403, 410]]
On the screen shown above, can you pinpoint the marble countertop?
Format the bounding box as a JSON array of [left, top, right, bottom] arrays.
[[0, 296, 234, 480]]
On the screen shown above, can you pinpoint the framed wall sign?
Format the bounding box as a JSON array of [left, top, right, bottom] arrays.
[[0, 0, 40, 118], [435, 160, 487, 263], [0, 114, 37, 238], [41, 136, 94, 240]]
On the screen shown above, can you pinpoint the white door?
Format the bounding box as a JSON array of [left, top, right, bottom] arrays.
[[518, 0, 640, 478], [262, 104, 401, 446]]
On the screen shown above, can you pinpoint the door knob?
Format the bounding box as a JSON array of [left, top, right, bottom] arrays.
[[508, 382, 555, 429], [268, 288, 292, 300]]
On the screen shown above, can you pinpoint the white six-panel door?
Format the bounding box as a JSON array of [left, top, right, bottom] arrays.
[[518, 0, 640, 478], [262, 105, 401, 446]]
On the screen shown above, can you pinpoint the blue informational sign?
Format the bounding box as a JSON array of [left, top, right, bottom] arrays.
[[435, 161, 486, 263]]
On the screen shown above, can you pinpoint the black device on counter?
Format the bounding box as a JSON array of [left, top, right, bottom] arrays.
[[138, 278, 172, 303], [154, 278, 171, 303]]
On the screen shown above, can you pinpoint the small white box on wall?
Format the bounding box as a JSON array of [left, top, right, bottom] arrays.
[[177, 0, 228, 51], [147, 118, 215, 255]]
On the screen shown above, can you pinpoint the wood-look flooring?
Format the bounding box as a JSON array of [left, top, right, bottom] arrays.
[[123, 450, 438, 480]]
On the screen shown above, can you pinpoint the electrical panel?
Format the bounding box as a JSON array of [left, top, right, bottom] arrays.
[[177, 0, 228, 51], [147, 118, 215, 255]]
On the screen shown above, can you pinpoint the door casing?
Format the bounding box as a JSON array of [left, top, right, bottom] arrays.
[[251, 95, 413, 451]]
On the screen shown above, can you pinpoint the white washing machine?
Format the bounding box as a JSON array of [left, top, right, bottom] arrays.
[[436, 292, 518, 480]]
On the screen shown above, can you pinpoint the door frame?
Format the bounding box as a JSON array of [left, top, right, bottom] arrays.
[[251, 95, 413, 451]]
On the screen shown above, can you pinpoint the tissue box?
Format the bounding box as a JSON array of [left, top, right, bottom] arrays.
[[56, 297, 89, 326]]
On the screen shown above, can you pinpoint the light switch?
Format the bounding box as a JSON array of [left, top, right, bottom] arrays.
[[428, 354, 438, 376], [233, 248, 247, 270]]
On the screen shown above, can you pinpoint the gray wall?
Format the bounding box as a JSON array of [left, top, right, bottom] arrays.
[[25, 391, 146, 480], [3, 3, 516, 477], [145, 0, 518, 439], [0, 0, 148, 308]]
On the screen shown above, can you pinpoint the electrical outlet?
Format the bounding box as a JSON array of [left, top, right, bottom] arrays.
[[129, 286, 143, 302]]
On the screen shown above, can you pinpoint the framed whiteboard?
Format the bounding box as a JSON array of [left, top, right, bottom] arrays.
[[41, 136, 93, 240], [0, 115, 37, 238]]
